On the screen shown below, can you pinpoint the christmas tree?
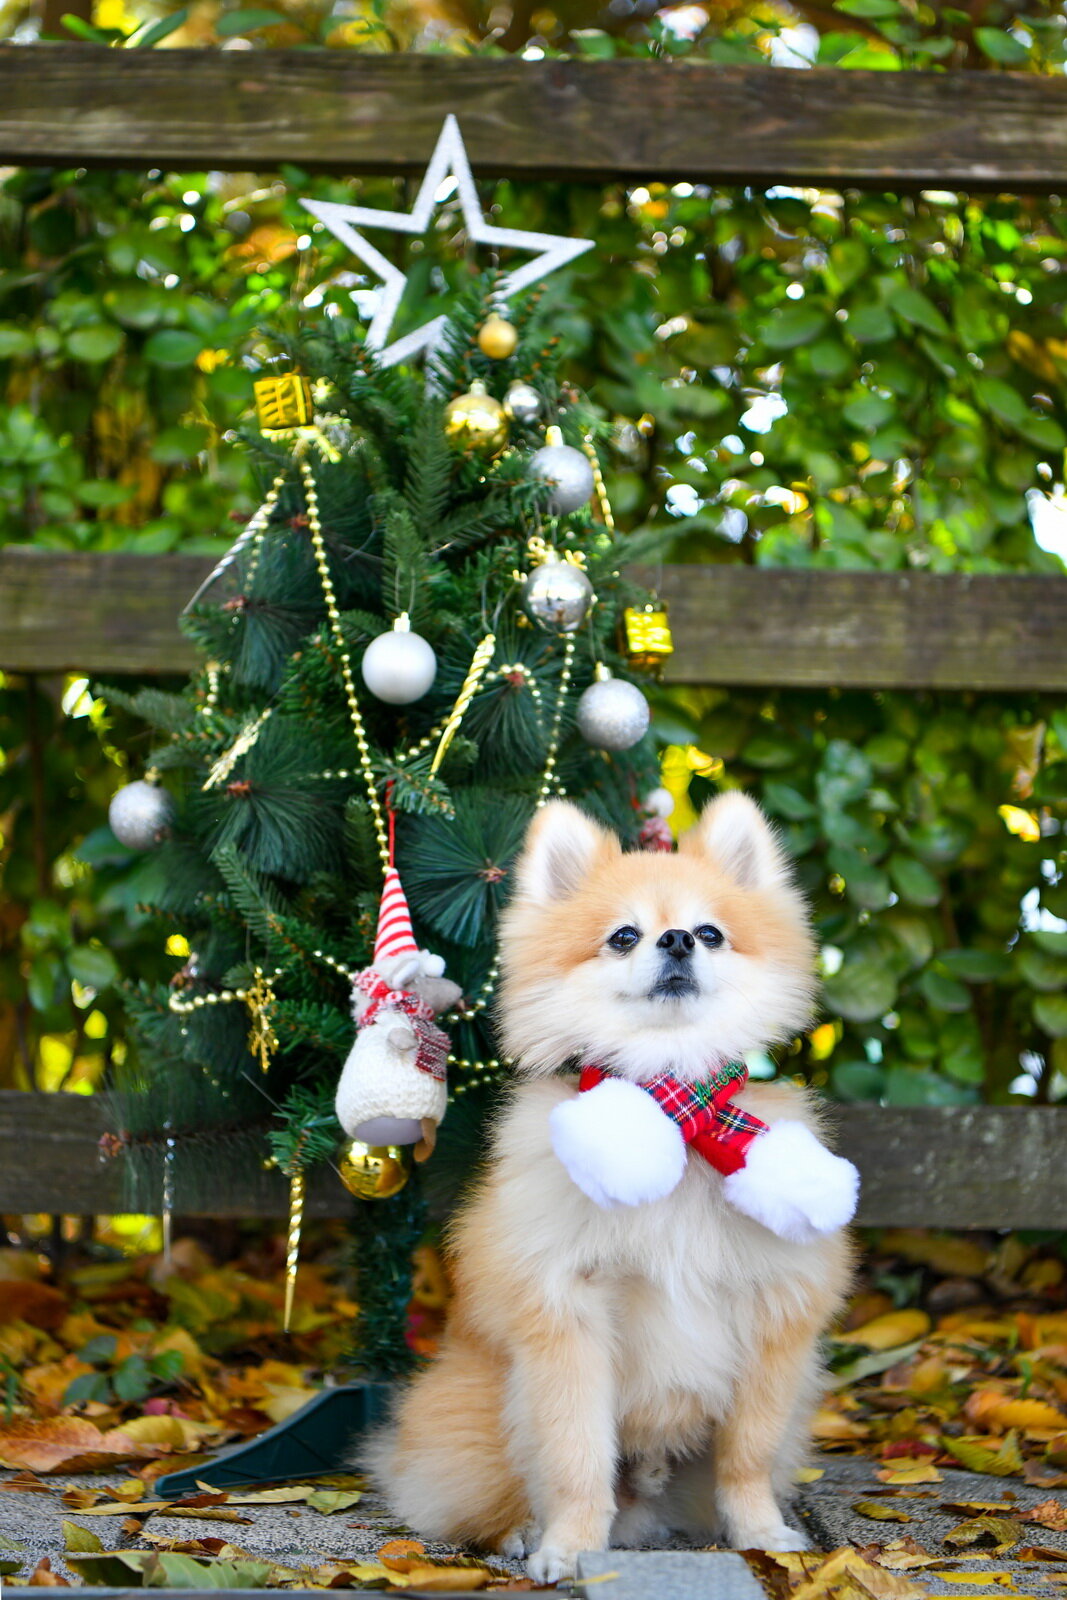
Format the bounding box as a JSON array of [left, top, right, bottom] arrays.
[[103, 137, 668, 1373]]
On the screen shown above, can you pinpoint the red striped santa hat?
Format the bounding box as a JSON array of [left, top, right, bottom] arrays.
[[374, 867, 418, 966]]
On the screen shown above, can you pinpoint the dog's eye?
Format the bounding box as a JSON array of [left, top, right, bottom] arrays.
[[607, 926, 641, 953], [695, 924, 724, 949]]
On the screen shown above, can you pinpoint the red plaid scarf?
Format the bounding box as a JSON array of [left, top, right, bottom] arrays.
[[578, 1061, 767, 1175], [354, 970, 449, 1083]]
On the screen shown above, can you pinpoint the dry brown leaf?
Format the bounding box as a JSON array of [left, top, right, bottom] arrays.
[[875, 1463, 944, 1485], [0, 1281, 68, 1330], [880, 1233, 990, 1278], [853, 1500, 913, 1522], [1019, 1498, 1067, 1532], [0, 1417, 169, 1474], [840, 1311, 932, 1352], [379, 1539, 428, 1568], [872, 1537, 948, 1571], [789, 1546, 929, 1600], [390, 1565, 490, 1591], [1018, 1545, 1067, 1562], [942, 1516, 1025, 1552], [59, 1487, 105, 1510], [1022, 1460, 1067, 1489], [811, 1407, 871, 1441], [3, 1471, 52, 1494], [26, 1557, 71, 1587], [121, 1518, 143, 1537], [940, 1503, 1017, 1516]]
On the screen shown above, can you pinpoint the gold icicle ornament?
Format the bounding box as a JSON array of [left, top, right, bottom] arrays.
[[622, 604, 674, 673], [337, 1139, 409, 1200], [430, 633, 497, 776], [246, 966, 279, 1074], [283, 1165, 305, 1334]]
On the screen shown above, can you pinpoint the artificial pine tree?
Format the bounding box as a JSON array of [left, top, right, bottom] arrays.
[[104, 275, 663, 1374]]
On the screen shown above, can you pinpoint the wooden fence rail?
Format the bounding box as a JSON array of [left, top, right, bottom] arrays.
[[1, 1092, 1064, 1229], [3, 549, 1066, 690], [3, 50, 1067, 191]]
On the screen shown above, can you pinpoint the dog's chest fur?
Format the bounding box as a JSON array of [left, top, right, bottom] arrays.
[[458, 1080, 835, 1442]]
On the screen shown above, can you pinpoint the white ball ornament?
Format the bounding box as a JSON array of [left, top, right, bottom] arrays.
[[644, 787, 675, 818], [577, 668, 650, 752], [361, 614, 437, 705], [528, 425, 595, 516], [504, 381, 541, 425], [108, 779, 175, 851]]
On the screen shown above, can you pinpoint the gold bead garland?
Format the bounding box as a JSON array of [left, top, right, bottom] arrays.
[[168, 965, 283, 1015], [299, 456, 390, 873], [582, 435, 615, 536], [536, 634, 576, 808]]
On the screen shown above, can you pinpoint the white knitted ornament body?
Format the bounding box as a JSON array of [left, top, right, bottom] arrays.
[[335, 1013, 448, 1145]]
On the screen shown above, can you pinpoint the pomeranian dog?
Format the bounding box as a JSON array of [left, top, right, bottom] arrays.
[[368, 793, 857, 1581]]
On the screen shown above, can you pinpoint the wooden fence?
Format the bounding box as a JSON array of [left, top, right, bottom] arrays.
[[1, 50, 1065, 1228]]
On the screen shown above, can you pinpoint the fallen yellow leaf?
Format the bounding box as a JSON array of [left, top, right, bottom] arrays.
[[843, 1311, 932, 1351]]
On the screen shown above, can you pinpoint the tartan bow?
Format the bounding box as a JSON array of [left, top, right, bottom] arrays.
[[578, 1061, 767, 1175]]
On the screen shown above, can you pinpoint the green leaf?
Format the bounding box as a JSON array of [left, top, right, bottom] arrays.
[[975, 25, 1030, 64], [67, 944, 120, 990], [843, 391, 895, 431], [936, 948, 1011, 983], [0, 325, 35, 358], [1032, 761, 1067, 803], [1034, 992, 1067, 1037], [78, 1333, 118, 1364], [884, 1066, 975, 1106], [823, 959, 898, 1023], [66, 324, 123, 363], [888, 855, 941, 906], [1017, 945, 1067, 993], [835, 0, 901, 14], [740, 733, 803, 769], [215, 7, 285, 32], [1031, 930, 1067, 957], [112, 1353, 152, 1401], [919, 968, 972, 1012], [143, 329, 203, 367], [762, 780, 817, 821], [760, 303, 829, 351], [147, 1348, 185, 1383], [828, 846, 892, 910], [848, 303, 896, 344], [61, 12, 124, 39], [831, 1059, 885, 1101], [887, 286, 951, 338], [62, 1371, 112, 1406], [0, 1534, 27, 1576], [975, 375, 1030, 429], [128, 6, 189, 46], [63, 1521, 104, 1554], [304, 1488, 363, 1514]]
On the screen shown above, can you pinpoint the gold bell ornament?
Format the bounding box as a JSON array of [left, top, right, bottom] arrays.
[[443, 380, 509, 457], [477, 313, 518, 360], [338, 1139, 410, 1201]]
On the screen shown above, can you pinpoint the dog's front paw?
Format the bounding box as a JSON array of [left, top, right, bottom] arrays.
[[549, 1079, 686, 1209], [498, 1523, 541, 1561], [526, 1543, 577, 1584], [731, 1521, 811, 1553]]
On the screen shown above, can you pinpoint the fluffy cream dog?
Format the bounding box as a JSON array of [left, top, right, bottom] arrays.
[[368, 794, 855, 1581]]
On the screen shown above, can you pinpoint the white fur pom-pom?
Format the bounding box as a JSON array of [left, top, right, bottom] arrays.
[[722, 1120, 859, 1243], [420, 950, 445, 979], [549, 1079, 687, 1209]]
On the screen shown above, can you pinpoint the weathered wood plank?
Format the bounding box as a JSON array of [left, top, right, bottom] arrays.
[[1, 1092, 1064, 1227], [3, 550, 1065, 690], [3, 50, 1067, 189], [641, 566, 1067, 691]]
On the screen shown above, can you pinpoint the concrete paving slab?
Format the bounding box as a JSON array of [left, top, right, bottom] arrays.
[[575, 1550, 767, 1599]]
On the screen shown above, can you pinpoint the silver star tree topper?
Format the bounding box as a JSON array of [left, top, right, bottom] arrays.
[[302, 115, 593, 369]]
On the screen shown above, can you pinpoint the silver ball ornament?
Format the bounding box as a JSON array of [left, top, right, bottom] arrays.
[[108, 780, 174, 851], [361, 616, 437, 705], [504, 381, 541, 425], [577, 673, 650, 752], [522, 557, 594, 633], [528, 437, 595, 516]]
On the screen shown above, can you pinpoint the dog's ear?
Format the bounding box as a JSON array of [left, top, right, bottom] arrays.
[[513, 800, 617, 904], [681, 791, 790, 891]]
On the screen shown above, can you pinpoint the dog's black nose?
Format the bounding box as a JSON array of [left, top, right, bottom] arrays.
[[656, 929, 695, 958]]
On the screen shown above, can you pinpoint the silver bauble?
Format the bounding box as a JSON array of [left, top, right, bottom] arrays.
[[108, 780, 174, 851], [504, 381, 541, 425], [528, 442, 595, 516], [577, 675, 650, 751], [522, 557, 594, 633], [361, 617, 437, 705]]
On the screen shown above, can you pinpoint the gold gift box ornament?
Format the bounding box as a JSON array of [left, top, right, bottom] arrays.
[[622, 604, 674, 672], [254, 373, 313, 432]]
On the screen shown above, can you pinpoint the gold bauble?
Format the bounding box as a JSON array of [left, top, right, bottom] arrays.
[[477, 314, 518, 360], [443, 380, 509, 457], [337, 1139, 409, 1200]]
